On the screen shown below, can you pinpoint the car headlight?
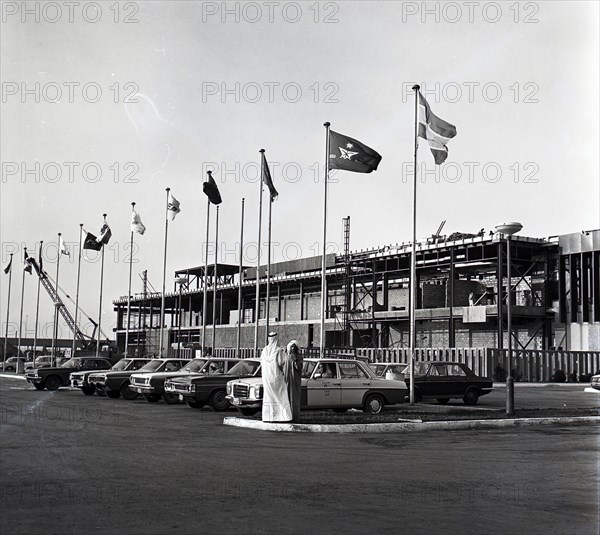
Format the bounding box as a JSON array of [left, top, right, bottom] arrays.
[[251, 385, 262, 399], [226, 384, 232, 395]]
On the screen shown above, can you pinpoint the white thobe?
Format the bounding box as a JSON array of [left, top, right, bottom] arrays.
[[261, 341, 292, 422]]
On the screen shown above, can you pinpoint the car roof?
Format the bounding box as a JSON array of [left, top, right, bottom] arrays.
[[304, 358, 369, 364]]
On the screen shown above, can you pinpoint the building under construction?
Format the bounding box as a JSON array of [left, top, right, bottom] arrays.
[[113, 226, 600, 356]]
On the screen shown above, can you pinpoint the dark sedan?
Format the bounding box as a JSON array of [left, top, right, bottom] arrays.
[[403, 361, 493, 405]]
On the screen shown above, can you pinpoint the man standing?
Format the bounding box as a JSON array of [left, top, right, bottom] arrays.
[[284, 340, 303, 422], [261, 332, 292, 422]]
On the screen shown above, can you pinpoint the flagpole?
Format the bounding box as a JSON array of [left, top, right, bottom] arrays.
[[51, 235, 61, 366], [211, 205, 220, 352], [236, 198, 245, 358], [33, 243, 42, 360], [409, 84, 420, 405], [265, 191, 273, 345], [159, 190, 170, 358], [201, 193, 211, 355], [254, 150, 265, 357], [72, 225, 83, 357], [125, 202, 135, 356], [2, 253, 13, 366], [320, 123, 331, 357], [17, 254, 27, 361], [96, 217, 107, 358]]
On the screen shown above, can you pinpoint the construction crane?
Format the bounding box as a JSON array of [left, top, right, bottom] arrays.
[[27, 257, 98, 349]]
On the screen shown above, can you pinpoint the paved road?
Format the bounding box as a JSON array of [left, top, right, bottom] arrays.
[[1, 377, 598, 535]]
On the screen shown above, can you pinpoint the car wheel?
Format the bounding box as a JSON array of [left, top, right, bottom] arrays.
[[363, 394, 385, 414], [106, 390, 120, 399], [81, 386, 95, 396], [186, 400, 205, 409], [463, 388, 479, 405], [144, 394, 161, 403], [45, 376, 61, 391], [33, 383, 45, 391], [120, 383, 138, 400], [238, 407, 259, 416], [209, 390, 230, 412], [437, 398, 449, 405], [162, 392, 179, 405]]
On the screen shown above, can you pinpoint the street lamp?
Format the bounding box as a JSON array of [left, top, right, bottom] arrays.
[[175, 277, 188, 358], [495, 222, 523, 415]]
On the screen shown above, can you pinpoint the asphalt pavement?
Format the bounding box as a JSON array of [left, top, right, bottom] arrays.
[[1, 377, 598, 535]]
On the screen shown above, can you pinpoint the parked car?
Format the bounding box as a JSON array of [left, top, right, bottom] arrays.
[[88, 358, 185, 399], [130, 357, 238, 404], [1, 357, 28, 372], [590, 374, 600, 391], [165, 358, 260, 411], [402, 361, 493, 405], [70, 358, 151, 396], [369, 362, 407, 381], [226, 358, 408, 416], [25, 357, 114, 391]]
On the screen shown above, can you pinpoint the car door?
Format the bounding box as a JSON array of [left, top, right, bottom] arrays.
[[446, 364, 471, 396], [307, 363, 341, 407], [423, 363, 448, 396], [339, 362, 371, 406]]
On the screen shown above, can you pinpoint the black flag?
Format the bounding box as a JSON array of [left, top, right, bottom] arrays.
[[203, 171, 222, 205]]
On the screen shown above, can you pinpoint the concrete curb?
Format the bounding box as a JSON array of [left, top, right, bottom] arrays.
[[0, 373, 26, 380], [492, 382, 591, 388], [223, 416, 600, 434]]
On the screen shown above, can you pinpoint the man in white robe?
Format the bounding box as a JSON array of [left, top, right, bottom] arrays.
[[261, 332, 292, 422]]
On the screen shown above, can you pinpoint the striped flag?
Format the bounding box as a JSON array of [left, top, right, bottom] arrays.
[[418, 92, 457, 165], [98, 217, 112, 245]]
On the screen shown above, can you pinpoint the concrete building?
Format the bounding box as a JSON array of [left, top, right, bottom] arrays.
[[113, 228, 600, 356]]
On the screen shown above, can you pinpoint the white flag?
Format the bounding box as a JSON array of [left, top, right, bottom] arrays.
[[59, 235, 70, 256], [131, 210, 146, 235]]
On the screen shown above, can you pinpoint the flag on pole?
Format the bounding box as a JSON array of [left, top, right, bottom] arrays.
[[59, 235, 70, 256], [3, 256, 12, 275], [98, 218, 112, 246], [418, 92, 457, 165], [38, 243, 44, 272], [83, 232, 102, 251], [131, 210, 146, 235], [328, 130, 382, 173], [203, 171, 222, 205], [23, 248, 32, 274], [168, 193, 181, 220], [261, 152, 278, 201]]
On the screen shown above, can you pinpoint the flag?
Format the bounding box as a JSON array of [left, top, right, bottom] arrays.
[[418, 92, 457, 165], [328, 130, 382, 173], [83, 232, 102, 251], [131, 210, 146, 235], [3, 256, 12, 275], [23, 248, 32, 274], [203, 172, 222, 205], [59, 235, 70, 256], [168, 193, 181, 220], [261, 152, 278, 201], [38, 242, 43, 273], [98, 218, 112, 245]]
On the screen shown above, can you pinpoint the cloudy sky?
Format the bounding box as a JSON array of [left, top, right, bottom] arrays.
[[1, 0, 598, 340]]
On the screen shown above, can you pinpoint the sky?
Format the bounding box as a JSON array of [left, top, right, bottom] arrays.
[[1, 0, 599, 343]]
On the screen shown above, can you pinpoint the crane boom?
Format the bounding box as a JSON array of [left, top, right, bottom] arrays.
[[26, 257, 95, 347]]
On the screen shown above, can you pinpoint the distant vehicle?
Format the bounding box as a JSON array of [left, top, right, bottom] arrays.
[[590, 374, 600, 391], [165, 358, 260, 411], [369, 362, 407, 381], [131, 357, 240, 404], [70, 358, 151, 396], [88, 358, 186, 400], [1, 357, 27, 372], [226, 358, 408, 416], [25, 357, 114, 391], [402, 361, 493, 405]]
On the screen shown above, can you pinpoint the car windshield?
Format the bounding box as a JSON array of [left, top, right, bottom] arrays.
[[183, 359, 208, 373], [401, 362, 430, 375], [111, 359, 131, 371], [60, 358, 81, 368], [227, 360, 260, 376], [301, 361, 317, 378], [139, 360, 163, 372]]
